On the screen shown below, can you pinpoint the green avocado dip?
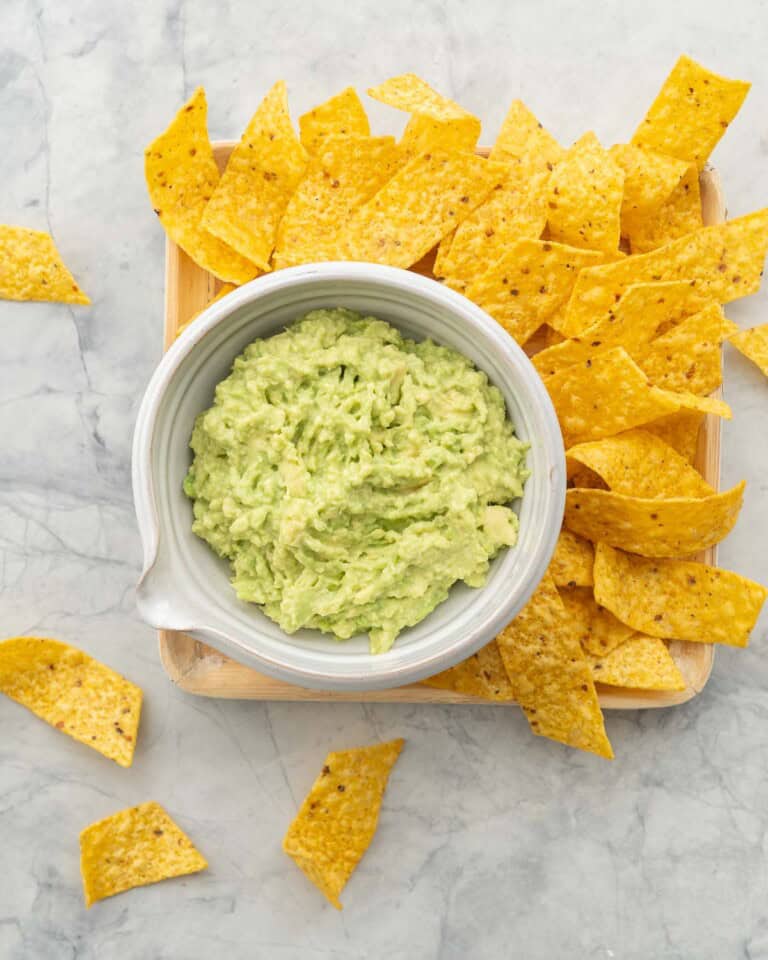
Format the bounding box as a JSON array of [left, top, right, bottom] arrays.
[[183, 308, 529, 653]]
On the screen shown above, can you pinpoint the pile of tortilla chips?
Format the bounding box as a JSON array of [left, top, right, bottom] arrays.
[[146, 59, 768, 760]]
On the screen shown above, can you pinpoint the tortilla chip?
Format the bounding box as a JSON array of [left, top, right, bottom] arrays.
[[643, 409, 705, 464], [491, 99, 564, 172], [671, 390, 731, 420], [560, 208, 768, 337], [283, 739, 404, 909], [398, 114, 481, 159], [272, 135, 398, 269], [176, 283, 237, 338], [80, 802, 207, 907], [625, 163, 703, 253], [533, 280, 708, 377], [546, 133, 624, 254], [329, 149, 503, 269], [569, 467, 608, 490], [564, 481, 745, 557], [0, 637, 141, 767], [299, 87, 370, 152], [549, 528, 595, 587], [202, 81, 308, 270], [631, 55, 750, 169], [610, 144, 688, 220], [368, 72, 474, 123], [144, 88, 259, 284], [496, 574, 612, 759], [729, 323, 768, 377], [0, 226, 90, 304], [593, 543, 767, 647], [635, 302, 738, 394], [558, 586, 635, 657], [423, 642, 514, 701], [566, 429, 714, 498], [590, 635, 686, 691], [463, 240, 607, 346]]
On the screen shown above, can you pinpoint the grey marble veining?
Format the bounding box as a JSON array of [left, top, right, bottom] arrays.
[[2, 1, 768, 957]]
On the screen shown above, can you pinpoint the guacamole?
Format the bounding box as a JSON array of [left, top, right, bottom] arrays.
[[184, 309, 529, 653]]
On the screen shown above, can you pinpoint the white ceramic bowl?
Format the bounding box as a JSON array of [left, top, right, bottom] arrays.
[[132, 263, 565, 691]]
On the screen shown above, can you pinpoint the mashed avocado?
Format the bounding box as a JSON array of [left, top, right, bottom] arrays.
[[184, 309, 529, 653]]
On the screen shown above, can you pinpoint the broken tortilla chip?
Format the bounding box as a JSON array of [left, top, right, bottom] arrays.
[[80, 802, 207, 907], [548, 528, 595, 588], [283, 739, 404, 909], [729, 323, 768, 377], [0, 226, 90, 304], [631, 55, 750, 169], [546, 132, 624, 254], [564, 481, 745, 557], [202, 81, 308, 270], [593, 543, 767, 647], [144, 87, 259, 284], [558, 586, 635, 657], [625, 162, 703, 253], [299, 87, 370, 152], [590, 634, 686, 691], [496, 574, 613, 759], [423, 642, 514, 701], [0, 637, 141, 767]]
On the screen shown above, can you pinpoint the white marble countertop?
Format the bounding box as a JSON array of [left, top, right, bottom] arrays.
[[2, 1, 768, 957]]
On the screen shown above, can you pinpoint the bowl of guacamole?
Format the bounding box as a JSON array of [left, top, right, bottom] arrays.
[[133, 263, 565, 690]]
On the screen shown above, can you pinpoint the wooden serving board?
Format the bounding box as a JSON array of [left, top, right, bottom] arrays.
[[159, 143, 724, 708]]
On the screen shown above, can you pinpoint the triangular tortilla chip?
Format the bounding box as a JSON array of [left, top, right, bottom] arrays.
[[625, 163, 703, 253], [590, 635, 686, 690], [299, 87, 370, 152], [0, 226, 89, 304], [423, 642, 514, 700], [643, 409, 705, 464], [548, 528, 594, 588], [610, 143, 688, 220], [557, 585, 635, 657], [729, 323, 768, 377]]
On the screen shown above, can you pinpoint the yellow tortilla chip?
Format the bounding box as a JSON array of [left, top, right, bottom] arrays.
[[729, 323, 768, 377], [202, 81, 308, 270], [0, 226, 89, 304], [564, 481, 745, 557], [272, 135, 398, 269], [491, 99, 564, 172], [670, 390, 731, 420], [561, 208, 768, 337], [80, 802, 207, 907], [398, 114, 481, 159], [548, 528, 595, 587], [533, 280, 708, 377], [144, 87, 259, 284], [635, 301, 738, 394], [463, 240, 607, 346], [594, 543, 767, 647], [625, 163, 703, 253], [329, 149, 503, 269], [368, 72, 475, 123], [496, 574, 613, 759], [643, 409, 705, 464], [423, 642, 514, 701], [546, 132, 624, 254], [0, 637, 141, 767], [558, 586, 635, 657], [610, 143, 688, 220], [176, 283, 237, 338], [631, 55, 750, 169], [283, 739, 404, 909], [590, 635, 686, 691], [299, 87, 370, 152], [566, 429, 714, 498]]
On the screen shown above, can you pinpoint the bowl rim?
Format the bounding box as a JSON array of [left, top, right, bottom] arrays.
[[132, 262, 566, 690]]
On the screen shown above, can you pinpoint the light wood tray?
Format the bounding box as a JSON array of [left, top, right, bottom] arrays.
[[159, 143, 725, 708]]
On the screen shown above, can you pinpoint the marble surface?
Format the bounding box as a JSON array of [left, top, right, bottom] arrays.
[[1, 0, 768, 956]]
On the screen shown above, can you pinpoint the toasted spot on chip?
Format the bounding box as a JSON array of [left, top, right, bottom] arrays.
[[80, 802, 207, 907], [644, 409, 705, 464], [564, 481, 745, 557], [202, 81, 308, 270], [464, 239, 607, 346], [548, 528, 595, 588], [590, 634, 686, 691], [631, 55, 750, 169], [272, 134, 398, 269], [566, 429, 715, 498], [423, 642, 514, 700], [557, 585, 635, 657], [283, 739, 404, 909], [496, 574, 613, 759], [299, 87, 370, 152], [0, 637, 142, 767], [625, 163, 703, 253], [176, 283, 237, 338], [144, 87, 259, 284], [0, 226, 90, 304], [546, 132, 624, 254], [561, 208, 768, 337], [729, 323, 768, 377], [593, 543, 767, 647], [610, 143, 688, 220]]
